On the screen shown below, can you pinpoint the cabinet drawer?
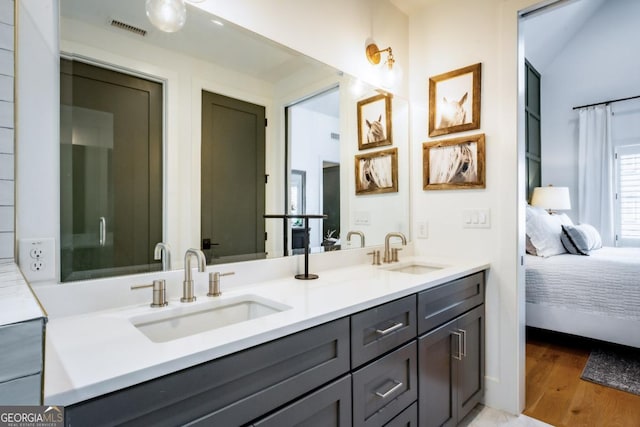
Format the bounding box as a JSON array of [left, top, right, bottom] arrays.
[[351, 295, 417, 368], [252, 375, 351, 427], [0, 318, 44, 382], [384, 401, 417, 427], [0, 373, 41, 405], [418, 272, 484, 334], [353, 341, 417, 427], [66, 318, 350, 427]]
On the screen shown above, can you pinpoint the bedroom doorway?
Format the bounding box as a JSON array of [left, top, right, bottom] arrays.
[[519, 0, 640, 424]]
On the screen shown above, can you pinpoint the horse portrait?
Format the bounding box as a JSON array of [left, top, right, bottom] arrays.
[[437, 92, 468, 129], [429, 142, 477, 184], [357, 94, 392, 149], [355, 148, 398, 195], [423, 134, 486, 190], [365, 114, 386, 143], [428, 63, 481, 137]]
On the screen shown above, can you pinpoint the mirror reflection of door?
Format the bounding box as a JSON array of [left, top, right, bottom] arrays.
[[59, 59, 163, 282], [287, 86, 340, 253], [201, 91, 266, 264]]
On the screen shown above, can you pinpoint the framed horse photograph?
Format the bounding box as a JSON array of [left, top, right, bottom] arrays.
[[423, 134, 485, 190], [357, 93, 393, 150], [355, 147, 398, 195], [428, 63, 481, 137]]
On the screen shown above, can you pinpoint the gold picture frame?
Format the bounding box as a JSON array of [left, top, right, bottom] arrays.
[[357, 93, 393, 150], [423, 134, 485, 190], [428, 63, 481, 137], [355, 147, 398, 195]]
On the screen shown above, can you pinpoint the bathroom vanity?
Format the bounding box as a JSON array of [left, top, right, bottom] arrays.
[[40, 256, 487, 426], [0, 263, 46, 404]]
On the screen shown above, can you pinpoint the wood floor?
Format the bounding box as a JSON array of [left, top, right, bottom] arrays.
[[524, 328, 640, 427]]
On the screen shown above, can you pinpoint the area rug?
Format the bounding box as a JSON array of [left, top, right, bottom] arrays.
[[580, 346, 640, 396]]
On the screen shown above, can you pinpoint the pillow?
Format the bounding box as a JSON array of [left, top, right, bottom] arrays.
[[526, 212, 573, 257], [526, 204, 548, 222], [526, 235, 537, 255], [560, 223, 603, 255]]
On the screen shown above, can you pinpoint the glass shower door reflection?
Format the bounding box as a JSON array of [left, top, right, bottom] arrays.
[[60, 59, 163, 282]]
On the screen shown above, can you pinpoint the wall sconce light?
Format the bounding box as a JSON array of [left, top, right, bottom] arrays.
[[365, 43, 395, 70], [365, 42, 402, 88]]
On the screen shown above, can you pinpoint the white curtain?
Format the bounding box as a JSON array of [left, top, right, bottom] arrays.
[[577, 105, 615, 246]]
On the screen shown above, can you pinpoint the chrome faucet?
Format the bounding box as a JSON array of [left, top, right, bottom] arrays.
[[384, 232, 407, 263], [346, 230, 365, 248], [181, 248, 206, 302], [154, 242, 172, 271]]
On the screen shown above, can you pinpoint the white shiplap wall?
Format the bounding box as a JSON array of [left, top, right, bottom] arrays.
[[0, 0, 14, 262]]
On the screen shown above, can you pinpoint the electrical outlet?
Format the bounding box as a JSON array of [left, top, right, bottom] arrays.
[[30, 247, 43, 259], [31, 260, 45, 272], [19, 238, 56, 282], [417, 220, 429, 239]]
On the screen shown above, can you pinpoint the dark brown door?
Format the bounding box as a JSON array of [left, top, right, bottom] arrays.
[[201, 91, 266, 263], [60, 59, 163, 282], [322, 164, 340, 240]]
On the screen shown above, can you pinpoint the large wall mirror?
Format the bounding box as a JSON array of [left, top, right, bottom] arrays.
[[59, 0, 410, 281]]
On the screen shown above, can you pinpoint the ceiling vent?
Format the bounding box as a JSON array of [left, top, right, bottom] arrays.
[[110, 19, 147, 37], [330, 132, 340, 141]]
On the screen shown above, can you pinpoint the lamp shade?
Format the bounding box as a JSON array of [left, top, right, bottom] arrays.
[[530, 186, 571, 210]]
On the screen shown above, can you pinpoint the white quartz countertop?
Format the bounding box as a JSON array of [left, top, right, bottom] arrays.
[[0, 262, 46, 325], [43, 256, 489, 405]]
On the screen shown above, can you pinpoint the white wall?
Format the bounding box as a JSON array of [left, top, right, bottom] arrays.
[[408, 0, 539, 414], [539, 0, 640, 221]]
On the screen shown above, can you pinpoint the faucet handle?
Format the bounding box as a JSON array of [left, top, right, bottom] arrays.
[[131, 279, 168, 308], [366, 250, 381, 266], [208, 271, 235, 297], [391, 247, 402, 262]]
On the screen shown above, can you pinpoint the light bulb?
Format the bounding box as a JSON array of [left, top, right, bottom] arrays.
[[145, 0, 187, 33], [381, 61, 402, 89]]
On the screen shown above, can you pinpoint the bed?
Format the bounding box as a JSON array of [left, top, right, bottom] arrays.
[[525, 206, 640, 348]]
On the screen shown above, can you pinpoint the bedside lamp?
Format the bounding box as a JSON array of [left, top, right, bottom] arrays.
[[530, 186, 571, 214]]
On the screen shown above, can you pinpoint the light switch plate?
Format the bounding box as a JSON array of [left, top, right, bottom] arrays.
[[417, 220, 429, 238], [462, 209, 491, 229]]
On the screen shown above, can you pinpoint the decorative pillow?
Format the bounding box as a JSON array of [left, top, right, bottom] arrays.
[[560, 223, 603, 255], [526, 212, 574, 257]]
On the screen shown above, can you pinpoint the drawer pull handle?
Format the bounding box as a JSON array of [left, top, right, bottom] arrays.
[[376, 322, 404, 335], [451, 331, 463, 360], [375, 381, 403, 398]]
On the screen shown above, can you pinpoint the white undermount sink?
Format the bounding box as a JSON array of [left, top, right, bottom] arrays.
[[129, 294, 291, 343], [384, 262, 446, 275]]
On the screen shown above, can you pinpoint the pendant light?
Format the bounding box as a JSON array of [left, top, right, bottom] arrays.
[[145, 0, 187, 33]]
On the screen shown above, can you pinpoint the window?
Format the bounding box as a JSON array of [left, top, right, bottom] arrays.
[[615, 144, 640, 246]]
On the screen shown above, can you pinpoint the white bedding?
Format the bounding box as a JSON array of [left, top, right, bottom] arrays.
[[525, 247, 640, 321]]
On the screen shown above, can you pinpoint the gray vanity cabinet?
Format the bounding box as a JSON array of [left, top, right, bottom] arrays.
[[0, 318, 45, 404], [417, 272, 485, 427], [65, 318, 350, 427], [352, 341, 417, 427], [350, 295, 417, 368], [385, 402, 418, 427], [252, 375, 352, 427], [63, 270, 486, 427]]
